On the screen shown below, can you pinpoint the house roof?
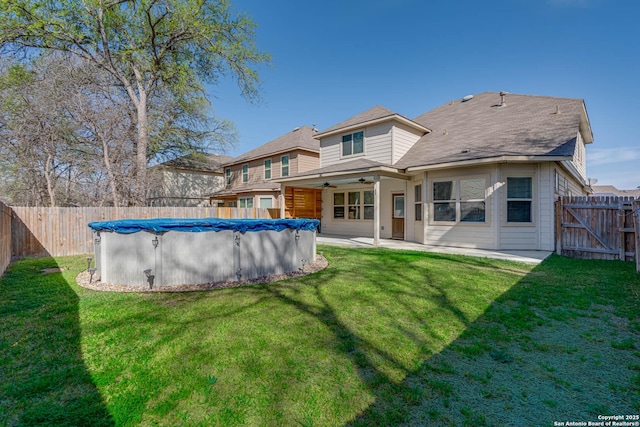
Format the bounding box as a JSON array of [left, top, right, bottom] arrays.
[[316, 105, 430, 138], [395, 92, 593, 170], [591, 185, 640, 198], [225, 125, 319, 165], [212, 182, 281, 197], [158, 153, 233, 172], [275, 158, 407, 184]]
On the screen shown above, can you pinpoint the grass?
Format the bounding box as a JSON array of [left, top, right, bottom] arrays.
[[1, 246, 639, 426]]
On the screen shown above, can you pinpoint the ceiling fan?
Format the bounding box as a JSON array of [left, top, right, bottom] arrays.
[[319, 182, 337, 188], [357, 177, 373, 184]]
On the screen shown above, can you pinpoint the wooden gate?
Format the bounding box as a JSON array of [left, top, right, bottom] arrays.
[[555, 196, 637, 261]]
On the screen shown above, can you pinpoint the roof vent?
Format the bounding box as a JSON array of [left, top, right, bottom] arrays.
[[553, 105, 561, 115], [292, 127, 300, 132], [461, 149, 470, 154], [462, 95, 474, 102], [499, 91, 508, 107]]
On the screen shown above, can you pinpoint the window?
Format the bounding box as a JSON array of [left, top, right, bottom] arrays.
[[348, 192, 360, 219], [507, 177, 532, 223], [333, 193, 345, 219], [281, 155, 289, 177], [242, 164, 249, 183], [342, 131, 364, 157], [225, 168, 231, 186], [264, 159, 271, 180], [432, 178, 486, 223], [259, 197, 272, 208], [239, 197, 253, 208], [414, 184, 423, 221], [333, 190, 374, 220]]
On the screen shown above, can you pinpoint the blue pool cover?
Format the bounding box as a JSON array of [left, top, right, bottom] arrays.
[[88, 218, 320, 234]]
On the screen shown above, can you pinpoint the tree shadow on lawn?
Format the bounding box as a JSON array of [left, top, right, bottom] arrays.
[[347, 254, 640, 426], [0, 257, 114, 426]]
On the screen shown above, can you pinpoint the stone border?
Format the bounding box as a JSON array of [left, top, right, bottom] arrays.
[[75, 254, 328, 293]]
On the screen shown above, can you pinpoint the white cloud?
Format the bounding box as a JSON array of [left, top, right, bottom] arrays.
[[587, 147, 640, 166]]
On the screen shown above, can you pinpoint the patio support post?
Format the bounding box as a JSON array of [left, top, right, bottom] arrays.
[[280, 186, 286, 219], [374, 175, 380, 247]]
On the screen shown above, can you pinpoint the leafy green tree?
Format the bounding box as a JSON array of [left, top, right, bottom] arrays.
[[0, 0, 268, 204]]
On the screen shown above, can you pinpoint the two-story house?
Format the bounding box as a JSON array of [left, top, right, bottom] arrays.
[[213, 125, 322, 218], [276, 92, 594, 251], [148, 153, 233, 207]]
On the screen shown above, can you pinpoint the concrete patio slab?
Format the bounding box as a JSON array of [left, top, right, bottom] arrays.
[[316, 234, 552, 265]]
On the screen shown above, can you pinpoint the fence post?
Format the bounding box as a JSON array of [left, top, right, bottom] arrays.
[[555, 197, 563, 255], [634, 200, 640, 272]]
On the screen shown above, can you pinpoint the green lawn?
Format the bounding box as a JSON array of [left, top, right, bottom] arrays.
[[1, 246, 638, 426]]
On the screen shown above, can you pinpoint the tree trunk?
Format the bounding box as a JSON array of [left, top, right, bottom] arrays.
[[43, 153, 56, 207], [135, 91, 148, 206]]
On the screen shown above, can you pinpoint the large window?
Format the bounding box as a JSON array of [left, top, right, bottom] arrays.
[[342, 131, 364, 157], [414, 184, 423, 221], [507, 177, 532, 223], [225, 168, 231, 186], [333, 190, 374, 220], [432, 178, 486, 223], [281, 155, 289, 177], [242, 164, 249, 183], [264, 159, 271, 180], [239, 197, 253, 208]]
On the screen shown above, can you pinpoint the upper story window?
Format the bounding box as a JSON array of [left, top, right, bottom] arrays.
[[342, 131, 364, 157], [225, 168, 231, 186], [281, 155, 289, 177], [264, 159, 271, 180], [506, 177, 532, 223], [432, 178, 486, 223], [242, 164, 249, 183]]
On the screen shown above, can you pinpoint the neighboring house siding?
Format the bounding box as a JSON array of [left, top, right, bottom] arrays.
[[392, 124, 423, 164], [154, 169, 224, 206], [297, 151, 320, 173]]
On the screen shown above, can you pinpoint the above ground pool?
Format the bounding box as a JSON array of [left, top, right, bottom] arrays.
[[88, 218, 319, 288]]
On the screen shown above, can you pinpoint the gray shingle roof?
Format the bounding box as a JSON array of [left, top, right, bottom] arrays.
[[395, 92, 589, 169], [160, 153, 234, 172], [227, 125, 319, 165], [317, 106, 398, 135], [283, 158, 395, 180], [213, 182, 281, 196]]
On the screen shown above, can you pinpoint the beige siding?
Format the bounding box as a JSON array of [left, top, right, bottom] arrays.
[[424, 166, 496, 249], [320, 123, 394, 167], [392, 124, 422, 164], [320, 178, 406, 238], [499, 164, 540, 250], [152, 169, 224, 206], [296, 151, 320, 173]]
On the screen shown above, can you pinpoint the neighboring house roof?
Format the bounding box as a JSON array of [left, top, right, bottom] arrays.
[[395, 92, 593, 170], [214, 182, 281, 196], [158, 153, 234, 173], [226, 125, 319, 165], [316, 105, 430, 138], [592, 185, 640, 198]]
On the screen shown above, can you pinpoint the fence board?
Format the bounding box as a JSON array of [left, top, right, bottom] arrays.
[[557, 196, 637, 262], [0, 201, 11, 276], [10, 206, 276, 260]]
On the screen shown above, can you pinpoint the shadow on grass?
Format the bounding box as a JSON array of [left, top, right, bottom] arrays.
[[345, 254, 640, 426], [0, 257, 114, 426]]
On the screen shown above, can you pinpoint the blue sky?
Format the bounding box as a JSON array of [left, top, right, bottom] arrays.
[[211, 0, 640, 189]]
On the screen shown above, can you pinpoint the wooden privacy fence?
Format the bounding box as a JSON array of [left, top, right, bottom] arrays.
[[555, 196, 639, 270], [10, 206, 279, 260], [0, 201, 11, 276]]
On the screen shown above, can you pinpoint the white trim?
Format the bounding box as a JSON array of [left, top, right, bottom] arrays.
[[406, 155, 572, 173], [316, 114, 430, 139]]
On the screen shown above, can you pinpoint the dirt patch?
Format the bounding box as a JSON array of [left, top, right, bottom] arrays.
[[75, 254, 328, 293]]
